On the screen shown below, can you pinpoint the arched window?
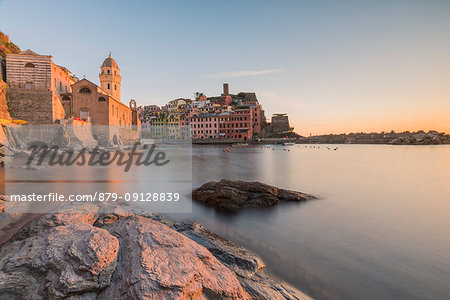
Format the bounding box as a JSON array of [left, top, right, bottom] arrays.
[[107, 69, 110, 74], [25, 63, 35, 68], [79, 87, 91, 94], [107, 83, 110, 90], [114, 84, 117, 90], [98, 97, 106, 102], [62, 95, 71, 101]]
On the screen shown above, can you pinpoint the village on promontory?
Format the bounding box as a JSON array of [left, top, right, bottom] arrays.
[[0, 31, 296, 146]]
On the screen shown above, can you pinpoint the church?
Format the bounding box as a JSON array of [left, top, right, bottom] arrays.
[[5, 49, 139, 129], [66, 54, 138, 128]]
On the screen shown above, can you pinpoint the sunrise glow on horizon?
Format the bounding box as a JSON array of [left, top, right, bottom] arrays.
[[1, 0, 449, 136]]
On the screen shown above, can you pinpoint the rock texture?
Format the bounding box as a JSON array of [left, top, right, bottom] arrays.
[[0, 223, 119, 299], [98, 216, 250, 299], [192, 179, 314, 211], [176, 221, 312, 300], [0, 204, 255, 299], [0, 195, 313, 299]]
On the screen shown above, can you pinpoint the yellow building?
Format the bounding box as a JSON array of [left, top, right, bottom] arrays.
[[168, 112, 182, 139], [150, 110, 168, 139], [167, 98, 187, 113]]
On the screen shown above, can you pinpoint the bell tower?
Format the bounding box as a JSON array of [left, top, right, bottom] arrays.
[[99, 53, 121, 101]]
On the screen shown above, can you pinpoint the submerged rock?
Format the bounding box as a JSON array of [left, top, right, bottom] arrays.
[[192, 179, 314, 211]]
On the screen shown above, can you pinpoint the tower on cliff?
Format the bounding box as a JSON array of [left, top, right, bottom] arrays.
[[99, 53, 121, 101]]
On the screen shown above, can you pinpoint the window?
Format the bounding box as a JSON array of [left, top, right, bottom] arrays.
[[25, 63, 35, 68], [107, 83, 110, 90], [115, 84, 117, 90], [114, 70, 117, 75], [59, 82, 62, 91], [25, 82, 33, 90], [98, 97, 106, 102], [107, 69, 110, 74], [79, 87, 91, 94]]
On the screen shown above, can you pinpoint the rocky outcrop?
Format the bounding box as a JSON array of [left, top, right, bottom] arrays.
[[192, 179, 314, 211], [176, 221, 312, 300], [0, 204, 254, 299], [98, 216, 250, 299], [0, 223, 119, 299], [0, 81, 10, 120], [0, 199, 312, 299]]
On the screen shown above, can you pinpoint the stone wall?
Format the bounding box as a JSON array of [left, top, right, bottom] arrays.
[[7, 88, 53, 124], [257, 114, 296, 138], [0, 81, 10, 120]]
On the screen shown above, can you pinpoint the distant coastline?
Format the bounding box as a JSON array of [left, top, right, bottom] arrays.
[[298, 130, 450, 145], [192, 130, 450, 145]]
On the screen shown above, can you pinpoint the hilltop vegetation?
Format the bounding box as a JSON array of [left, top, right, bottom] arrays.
[[0, 31, 20, 58]]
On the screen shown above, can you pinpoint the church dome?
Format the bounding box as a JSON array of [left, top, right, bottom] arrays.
[[101, 54, 119, 69]]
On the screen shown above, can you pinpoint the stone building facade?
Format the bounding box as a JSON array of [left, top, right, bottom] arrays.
[[65, 55, 140, 144], [271, 113, 291, 132], [5, 49, 76, 123], [258, 113, 294, 138]]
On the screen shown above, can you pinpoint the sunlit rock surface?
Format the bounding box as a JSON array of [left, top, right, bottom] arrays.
[[99, 216, 250, 299], [0, 202, 312, 299]]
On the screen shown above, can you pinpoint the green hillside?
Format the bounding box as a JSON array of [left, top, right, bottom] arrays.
[[0, 31, 20, 58]]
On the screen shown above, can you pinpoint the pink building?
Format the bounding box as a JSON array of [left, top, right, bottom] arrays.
[[190, 113, 220, 139], [218, 109, 252, 141]]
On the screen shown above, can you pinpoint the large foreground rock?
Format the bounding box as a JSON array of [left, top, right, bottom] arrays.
[[0, 223, 119, 299], [0, 202, 312, 299], [99, 216, 250, 299], [0, 204, 252, 299], [192, 179, 314, 211]]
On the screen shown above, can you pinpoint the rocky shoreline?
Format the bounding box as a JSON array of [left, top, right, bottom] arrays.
[[0, 200, 312, 299]]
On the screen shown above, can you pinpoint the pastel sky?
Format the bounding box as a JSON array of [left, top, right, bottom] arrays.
[[1, 0, 449, 135]]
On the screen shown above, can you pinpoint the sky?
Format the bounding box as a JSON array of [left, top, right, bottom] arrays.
[[1, 0, 449, 135]]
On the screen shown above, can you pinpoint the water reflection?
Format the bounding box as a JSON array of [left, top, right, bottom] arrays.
[[170, 144, 450, 300]]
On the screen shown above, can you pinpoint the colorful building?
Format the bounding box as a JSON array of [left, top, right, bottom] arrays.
[[142, 83, 269, 141]]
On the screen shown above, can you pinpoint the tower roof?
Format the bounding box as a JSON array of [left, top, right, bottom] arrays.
[[101, 53, 119, 69]]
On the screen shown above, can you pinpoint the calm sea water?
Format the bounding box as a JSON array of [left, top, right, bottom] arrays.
[[168, 144, 450, 300]]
